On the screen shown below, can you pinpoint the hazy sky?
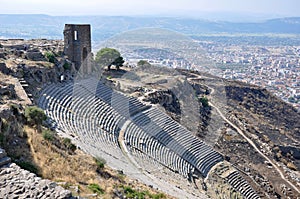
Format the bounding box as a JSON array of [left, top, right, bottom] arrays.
[[1, 0, 299, 17]]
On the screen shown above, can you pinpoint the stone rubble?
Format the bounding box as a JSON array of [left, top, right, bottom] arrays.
[[0, 148, 73, 199]]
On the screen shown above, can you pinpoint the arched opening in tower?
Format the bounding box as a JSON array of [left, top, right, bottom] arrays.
[[82, 47, 88, 62]]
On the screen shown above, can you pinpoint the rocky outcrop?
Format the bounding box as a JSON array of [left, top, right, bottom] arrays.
[[0, 82, 17, 102], [25, 49, 46, 61], [0, 149, 11, 167], [0, 62, 11, 75], [144, 90, 181, 115], [0, 148, 73, 199]]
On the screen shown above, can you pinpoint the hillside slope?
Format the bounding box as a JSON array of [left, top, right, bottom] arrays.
[[1, 39, 300, 198]]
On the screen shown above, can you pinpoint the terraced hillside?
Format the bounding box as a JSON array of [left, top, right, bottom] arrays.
[[38, 77, 260, 199]]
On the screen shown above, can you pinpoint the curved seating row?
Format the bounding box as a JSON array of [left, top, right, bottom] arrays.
[[226, 171, 260, 199], [38, 82, 124, 153], [77, 78, 223, 177], [130, 107, 223, 177], [78, 78, 151, 118], [38, 78, 258, 199], [124, 121, 193, 177], [38, 78, 222, 177]]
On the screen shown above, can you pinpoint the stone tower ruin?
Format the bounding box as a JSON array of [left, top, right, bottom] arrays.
[[63, 24, 92, 73]]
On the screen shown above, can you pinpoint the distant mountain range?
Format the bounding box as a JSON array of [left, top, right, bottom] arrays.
[[0, 14, 300, 42]]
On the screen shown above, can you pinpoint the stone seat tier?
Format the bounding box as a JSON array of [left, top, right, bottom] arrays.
[[38, 78, 259, 199], [226, 171, 260, 199]]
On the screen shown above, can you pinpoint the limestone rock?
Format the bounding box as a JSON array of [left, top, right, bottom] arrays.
[[0, 148, 73, 199], [25, 49, 46, 61]]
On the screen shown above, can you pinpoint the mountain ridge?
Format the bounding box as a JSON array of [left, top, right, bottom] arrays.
[[1, 15, 300, 41]]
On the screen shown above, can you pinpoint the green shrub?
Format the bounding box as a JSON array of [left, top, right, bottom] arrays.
[[24, 106, 47, 126], [121, 185, 166, 199], [17, 161, 38, 174], [199, 97, 209, 107], [123, 186, 134, 194], [44, 51, 56, 63], [63, 62, 71, 70], [10, 104, 19, 115], [63, 138, 76, 151], [123, 186, 138, 198], [87, 183, 104, 195], [151, 193, 166, 199], [123, 186, 146, 199], [94, 157, 106, 170], [122, 186, 144, 199], [68, 143, 76, 151], [63, 137, 72, 145], [42, 129, 55, 141]]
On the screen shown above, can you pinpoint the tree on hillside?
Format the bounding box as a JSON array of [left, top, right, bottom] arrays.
[[137, 60, 151, 67], [95, 48, 124, 70]]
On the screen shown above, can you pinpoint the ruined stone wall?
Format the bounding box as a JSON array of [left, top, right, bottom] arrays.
[[63, 24, 91, 73]]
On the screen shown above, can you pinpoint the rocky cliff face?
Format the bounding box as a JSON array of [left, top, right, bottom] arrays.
[[143, 89, 182, 119], [0, 80, 73, 199], [0, 39, 77, 199], [0, 39, 77, 103], [225, 83, 300, 137]]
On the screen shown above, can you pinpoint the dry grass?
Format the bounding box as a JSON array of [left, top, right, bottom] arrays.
[[24, 126, 109, 197], [0, 73, 168, 198], [0, 71, 168, 198], [27, 128, 94, 181], [23, 126, 167, 198]]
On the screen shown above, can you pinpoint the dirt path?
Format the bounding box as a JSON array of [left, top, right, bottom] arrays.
[[210, 101, 300, 194], [188, 75, 300, 194]]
